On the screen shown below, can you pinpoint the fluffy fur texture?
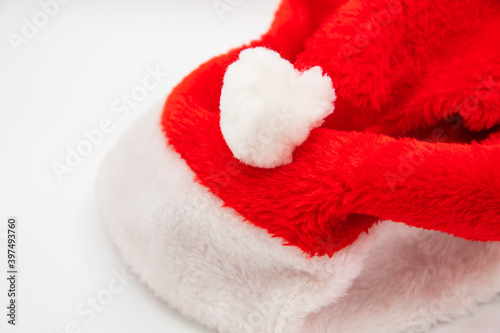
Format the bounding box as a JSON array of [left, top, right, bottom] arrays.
[[220, 47, 335, 168], [96, 0, 500, 332], [96, 102, 500, 333], [162, 0, 500, 256]]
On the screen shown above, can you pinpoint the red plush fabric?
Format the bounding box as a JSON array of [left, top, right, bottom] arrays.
[[162, 0, 500, 256]]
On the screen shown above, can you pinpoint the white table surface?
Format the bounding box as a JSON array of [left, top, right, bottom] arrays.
[[0, 1, 499, 332]]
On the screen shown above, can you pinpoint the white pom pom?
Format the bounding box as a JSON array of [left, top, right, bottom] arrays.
[[219, 47, 336, 168]]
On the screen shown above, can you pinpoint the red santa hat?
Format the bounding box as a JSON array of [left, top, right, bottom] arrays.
[[96, 0, 500, 332]]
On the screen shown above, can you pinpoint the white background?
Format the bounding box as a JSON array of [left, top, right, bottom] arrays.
[[0, 1, 499, 332]]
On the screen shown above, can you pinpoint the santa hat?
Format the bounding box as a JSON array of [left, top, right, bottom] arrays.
[[96, 0, 500, 332]]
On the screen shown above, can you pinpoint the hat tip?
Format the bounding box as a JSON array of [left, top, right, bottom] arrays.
[[220, 47, 336, 168]]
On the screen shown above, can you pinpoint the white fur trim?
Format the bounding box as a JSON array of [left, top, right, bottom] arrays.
[[96, 101, 500, 333], [219, 47, 336, 168]]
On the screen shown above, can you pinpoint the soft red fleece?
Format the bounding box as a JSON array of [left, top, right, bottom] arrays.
[[162, 0, 500, 256]]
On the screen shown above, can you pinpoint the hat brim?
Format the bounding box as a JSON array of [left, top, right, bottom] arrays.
[[96, 100, 500, 333]]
